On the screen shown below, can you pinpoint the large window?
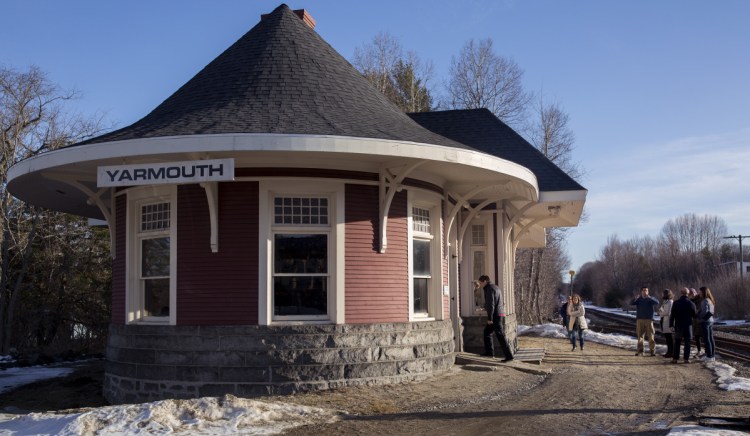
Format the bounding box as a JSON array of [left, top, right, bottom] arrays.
[[127, 187, 176, 324], [409, 200, 441, 320], [272, 196, 330, 320], [412, 207, 432, 316]]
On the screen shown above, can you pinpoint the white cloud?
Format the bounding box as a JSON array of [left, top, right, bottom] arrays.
[[568, 128, 750, 268]]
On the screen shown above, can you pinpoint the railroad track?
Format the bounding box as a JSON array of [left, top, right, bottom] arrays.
[[586, 307, 750, 363]]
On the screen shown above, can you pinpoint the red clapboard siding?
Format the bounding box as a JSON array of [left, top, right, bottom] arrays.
[[176, 182, 259, 325], [345, 184, 409, 323], [111, 195, 127, 324]]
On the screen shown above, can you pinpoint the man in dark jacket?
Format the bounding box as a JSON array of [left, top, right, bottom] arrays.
[[479, 275, 514, 361], [631, 287, 660, 356], [669, 287, 697, 363]]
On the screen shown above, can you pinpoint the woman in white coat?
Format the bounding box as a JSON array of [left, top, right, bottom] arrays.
[[658, 289, 674, 358], [567, 294, 587, 351]]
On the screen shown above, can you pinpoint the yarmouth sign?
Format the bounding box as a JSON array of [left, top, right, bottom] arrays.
[[97, 159, 235, 187]]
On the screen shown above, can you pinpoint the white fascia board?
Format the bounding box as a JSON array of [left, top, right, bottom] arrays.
[[538, 189, 588, 203], [8, 134, 539, 192]]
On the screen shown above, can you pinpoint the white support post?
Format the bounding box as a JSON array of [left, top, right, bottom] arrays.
[[200, 182, 219, 253]]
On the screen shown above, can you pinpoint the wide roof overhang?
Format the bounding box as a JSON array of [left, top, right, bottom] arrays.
[[8, 133, 585, 247]]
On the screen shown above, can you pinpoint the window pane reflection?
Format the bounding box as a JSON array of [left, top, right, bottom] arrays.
[[144, 278, 170, 317], [413, 239, 430, 276], [413, 278, 428, 314], [274, 234, 327, 274], [273, 276, 327, 315], [142, 238, 170, 277]]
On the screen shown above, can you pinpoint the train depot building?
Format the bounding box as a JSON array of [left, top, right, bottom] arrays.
[[7, 4, 586, 404]]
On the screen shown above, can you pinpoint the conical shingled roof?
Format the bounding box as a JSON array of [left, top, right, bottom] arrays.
[[79, 4, 471, 150], [409, 109, 586, 193]]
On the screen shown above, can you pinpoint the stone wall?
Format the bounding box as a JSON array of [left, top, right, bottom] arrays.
[[104, 320, 455, 404], [461, 314, 518, 356]]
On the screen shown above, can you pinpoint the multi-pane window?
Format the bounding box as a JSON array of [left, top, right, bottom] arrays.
[[412, 206, 433, 316], [471, 224, 486, 245], [412, 207, 431, 233], [141, 203, 170, 231], [272, 196, 330, 319], [139, 202, 171, 318], [274, 197, 328, 225]]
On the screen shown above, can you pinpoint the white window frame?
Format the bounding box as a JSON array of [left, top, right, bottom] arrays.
[[408, 191, 443, 321], [126, 186, 177, 325], [470, 222, 490, 314], [258, 180, 344, 325]]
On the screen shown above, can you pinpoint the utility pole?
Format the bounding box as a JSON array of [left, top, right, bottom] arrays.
[[568, 270, 575, 296], [724, 235, 749, 281]]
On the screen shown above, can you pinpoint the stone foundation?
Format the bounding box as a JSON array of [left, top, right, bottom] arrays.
[[104, 320, 455, 404], [462, 314, 518, 355]]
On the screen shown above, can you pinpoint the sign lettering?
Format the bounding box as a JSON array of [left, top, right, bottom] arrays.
[[97, 159, 235, 187]]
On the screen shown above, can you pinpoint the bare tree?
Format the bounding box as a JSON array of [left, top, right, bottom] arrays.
[[352, 33, 434, 112], [660, 213, 727, 257], [446, 38, 530, 126], [579, 212, 749, 319], [353, 32, 402, 97], [515, 237, 570, 324], [527, 94, 582, 180], [392, 51, 434, 112], [514, 95, 584, 322], [0, 65, 106, 354]]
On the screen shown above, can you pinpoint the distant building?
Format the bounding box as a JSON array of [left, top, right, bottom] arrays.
[[723, 261, 750, 277], [7, 5, 586, 404]]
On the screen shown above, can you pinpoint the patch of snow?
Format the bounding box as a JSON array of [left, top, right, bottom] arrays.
[[0, 366, 74, 394], [0, 394, 341, 435]]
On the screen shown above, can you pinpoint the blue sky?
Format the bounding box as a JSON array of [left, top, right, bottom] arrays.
[[3, 1, 749, 270]]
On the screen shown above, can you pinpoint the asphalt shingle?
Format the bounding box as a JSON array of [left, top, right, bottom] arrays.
[[408, 109, 586, 192], [77, 4, 470, 151]]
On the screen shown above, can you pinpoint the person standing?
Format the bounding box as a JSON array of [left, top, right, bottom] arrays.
[[560, 296, 570, 338], [631, 286, 660, 356], [698, 286, 716, 362], [658, 289, 674, 358], [670, 287, 697, 363], [479, 275, 514, 362], [567, 294, 587, 351], [689, 288, 704, 357]]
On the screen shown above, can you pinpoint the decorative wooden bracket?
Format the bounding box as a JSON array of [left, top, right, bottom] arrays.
[[200, 182, 219, 253], [502, 201, 536, 248], [42, 173, 116, 257], [379, 161, 425, 253], [443, 183, 510, 262]]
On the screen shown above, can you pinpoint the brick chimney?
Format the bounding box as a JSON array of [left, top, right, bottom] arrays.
[[293, 9, 316, 29], [261, 8, 316, 30]]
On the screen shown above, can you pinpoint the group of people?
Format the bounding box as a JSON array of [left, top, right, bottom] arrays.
[[478, 274, 716, 365], [557, 286, 716, 362], [634, 286, 716, 363]]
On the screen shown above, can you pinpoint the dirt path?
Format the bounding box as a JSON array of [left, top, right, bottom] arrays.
[[281, 336, 750, 435], [1, 335, 748, 434]]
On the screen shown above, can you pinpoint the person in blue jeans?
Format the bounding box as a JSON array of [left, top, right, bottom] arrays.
[[567, 294, 587, 351], [698, 286, 716, 361]]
